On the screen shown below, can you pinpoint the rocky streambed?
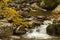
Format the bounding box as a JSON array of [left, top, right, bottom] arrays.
[[0, 15, 60, 40], [0, 18, 60, 40], [0, 0, 60, 40]]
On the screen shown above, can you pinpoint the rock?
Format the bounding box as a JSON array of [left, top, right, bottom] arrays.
[[13, 25, 26, 35], [8, 0, 41, 13], [52, 4, 60, 14], [31, 3, 40, 10], [32, 19, 41, 26], [47, 22, 60, 36], [0, 13, 5, 19], [0, 20, 13, 38], [35, 16, 46, 21], [7, 18, 13, 23], [21, 14, 31, 18], [46, 24, 56, 36], [51, 4, 60, 19], [40, 0, 59, 10], [33, 22, 41, 26]]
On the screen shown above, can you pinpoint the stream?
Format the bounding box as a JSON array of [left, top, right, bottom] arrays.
[[23, 18, 54, 39]]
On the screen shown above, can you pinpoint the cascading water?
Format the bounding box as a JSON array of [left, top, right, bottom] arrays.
[[23, 19, 54, 39]]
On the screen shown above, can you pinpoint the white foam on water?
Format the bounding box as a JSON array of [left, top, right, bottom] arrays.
[[23, 19, 54, 39]]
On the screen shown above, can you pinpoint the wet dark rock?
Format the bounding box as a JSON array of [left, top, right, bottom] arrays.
[[47, 23, 60, 36], [36, 29, 40, 32], [40, 0, 59, 10], [33, 22, 41, 26], [46, 24, 55, 36], [7, 18, 13, 23], [27, 29, 33, 33], [35, 16, 46, 21]]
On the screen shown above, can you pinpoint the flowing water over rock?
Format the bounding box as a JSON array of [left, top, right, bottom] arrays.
[[23, 19, 54, 39]]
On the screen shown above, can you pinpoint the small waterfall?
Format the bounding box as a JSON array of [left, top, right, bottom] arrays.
[[23, 19, 54, 39]]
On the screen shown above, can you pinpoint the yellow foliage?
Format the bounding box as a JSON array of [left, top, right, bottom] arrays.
[[0, 1, 3, 8], [2, 0, 10, 6], [0, 0, 33, 27]]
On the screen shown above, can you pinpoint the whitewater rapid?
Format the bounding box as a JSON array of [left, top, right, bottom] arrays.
[[23, 19, 54, 39]]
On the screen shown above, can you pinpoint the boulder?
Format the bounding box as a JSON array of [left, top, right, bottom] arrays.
[[51, 4, 60, 19], [52, 4, 60, 14], [13, 25, 26, 35], [47, 21, 60, 36], [40, 0, 59, 10], [0, 20, 13, 38]]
